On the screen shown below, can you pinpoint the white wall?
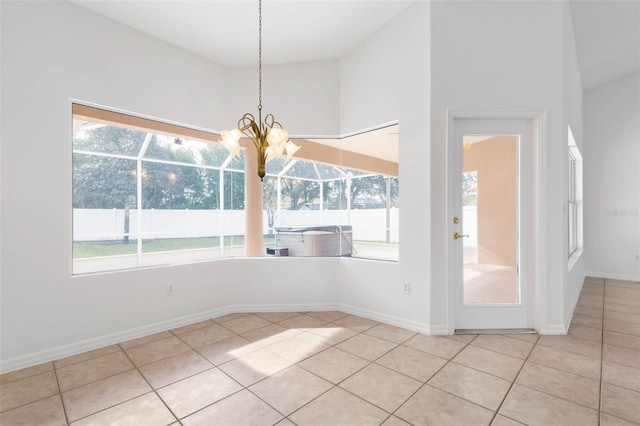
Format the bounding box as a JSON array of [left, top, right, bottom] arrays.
[[0, 1, 341, 370], [430, 1, 569, 332], [0, 0, 595, 371], [563, 2, 586, 322], [226, 60, 341, 137], [339, 1, 432, 330], [584, 72, 640, 281]]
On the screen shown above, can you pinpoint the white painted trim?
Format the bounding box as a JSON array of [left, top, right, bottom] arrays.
[[70, 98, 221, 135], [585, 271, 640, 282], [339, 304, 440, 335], [1, 306, 227, 373], [225, 303, 340, 314], [542, 324, 569, 335], [0, 302, 338, 374], [563, 277, 583, 333], [533, 111, 548, 333], [568, 249, 584, 272], [288, 121, 401, 140]]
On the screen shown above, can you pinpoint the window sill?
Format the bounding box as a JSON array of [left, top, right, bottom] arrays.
[[568, 248, 583, 272]]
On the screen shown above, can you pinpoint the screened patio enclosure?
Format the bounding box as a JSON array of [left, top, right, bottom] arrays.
[[72, 111, 398, 274], [263, 157, 399, 260]]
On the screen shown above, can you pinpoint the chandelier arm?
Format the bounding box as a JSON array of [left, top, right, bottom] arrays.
[[238, 112, 256, 129], [238, 128, 262, 151]]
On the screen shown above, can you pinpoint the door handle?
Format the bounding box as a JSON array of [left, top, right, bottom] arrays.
[[453, 232, 469, 240]]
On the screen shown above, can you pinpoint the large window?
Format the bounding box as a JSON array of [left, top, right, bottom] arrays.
[[72, 105, 245, 274], [568, 148, 578, 256], [263, 159, 399, 260], [73, 105, 400, 273], [567, 126, 583, 267]]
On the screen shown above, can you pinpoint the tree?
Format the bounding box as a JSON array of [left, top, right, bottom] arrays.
[[223, 171, 245, 210], [322, 175, 399, 210], [462, 171, 478, 206], [73, 128, 233, 210], [263, 177, 279, 234], [281, 178, 320, 210], [72, 154, 137, 208], [73, 125, 143, 208], [351, 176, 399, 208]]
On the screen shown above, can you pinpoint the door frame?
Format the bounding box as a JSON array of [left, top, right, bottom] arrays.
[[446, 110, 548, 333]]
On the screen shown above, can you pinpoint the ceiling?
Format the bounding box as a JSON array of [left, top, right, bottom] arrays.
[[72, 1, 639, 88], [72, 0, 414, 67], [570, 1, 640, 90]]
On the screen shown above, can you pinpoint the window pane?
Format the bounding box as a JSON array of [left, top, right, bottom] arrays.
[[315, 164, 344, 180], [73, 154, 137, 209], [72, 154, 138, 273], [144, 135, 231, 168], [264, 159, 399, 261], [72, 107, 248, 274], [281, 160, 319, 180], [140, 162, 219, 210], [73, 123, 146, 157]]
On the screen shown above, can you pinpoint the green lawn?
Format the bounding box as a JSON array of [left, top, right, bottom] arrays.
[[73, 235, 275, 258]]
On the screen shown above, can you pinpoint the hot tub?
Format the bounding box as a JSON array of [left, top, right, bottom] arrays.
[[274, 225, 353, 257]]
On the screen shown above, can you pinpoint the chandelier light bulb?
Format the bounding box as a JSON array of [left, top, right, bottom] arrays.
[[285, 140, 301, 161], [220, 129, 241, 158], [267, 128, 289, 146]]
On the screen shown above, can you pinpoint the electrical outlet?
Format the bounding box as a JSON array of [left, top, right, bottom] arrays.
[[167, 283, 175, 296], [402, 282, 410, 295]]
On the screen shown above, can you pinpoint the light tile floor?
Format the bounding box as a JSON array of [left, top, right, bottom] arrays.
[[1, 277, 639, 425]]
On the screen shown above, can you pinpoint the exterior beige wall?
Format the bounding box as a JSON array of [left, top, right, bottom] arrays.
[[463, 136, 518, 266]]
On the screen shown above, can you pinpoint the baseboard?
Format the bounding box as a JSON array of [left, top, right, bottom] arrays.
[[0, 305, 233, 374], [585, 271, 640, 282], [540, 324, 569, 335], [562, 279, 583, 334], [0, 301, 343, 374], [228, 302, 340, 314], [338, 304, 442, 335]]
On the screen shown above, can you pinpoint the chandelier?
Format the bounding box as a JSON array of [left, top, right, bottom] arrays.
[[219, 0, 300, 181]]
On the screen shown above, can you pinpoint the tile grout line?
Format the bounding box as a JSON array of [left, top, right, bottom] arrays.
[[0, 370, 61, 416], [52, 361, 71, 426], [282, 325, 410, 425], [137, 320, 281, 424], [172, 315, 371, 425], [513, 279, 605, 417], [169, 315, 294, 423], [486, 332, 539, 426], [387, 334, 481, 425], [6, 302, 639, 425], [122, 334, 245, 425], [230, 318, 412, 425], [598, 279, 607, 426], [73, 345, 179, 425], [159, 312, 342, 424], [256, 322, 386, 424]]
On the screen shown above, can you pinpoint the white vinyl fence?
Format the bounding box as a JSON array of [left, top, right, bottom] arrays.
[[463, 205, 478, 246], [73, 208, 400, 243]]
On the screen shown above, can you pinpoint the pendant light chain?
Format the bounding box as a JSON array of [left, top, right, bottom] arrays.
[[258, 0, 263, 112], [219, 0, 299, 181]]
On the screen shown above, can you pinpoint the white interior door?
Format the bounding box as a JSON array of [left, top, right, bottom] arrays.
[[449, 117, 534, 330]]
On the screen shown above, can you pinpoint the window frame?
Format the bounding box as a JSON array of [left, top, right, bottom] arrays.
[[72, 103, 401, 274], [567, 126, 583, 269], [72, 103, 246, 275]]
